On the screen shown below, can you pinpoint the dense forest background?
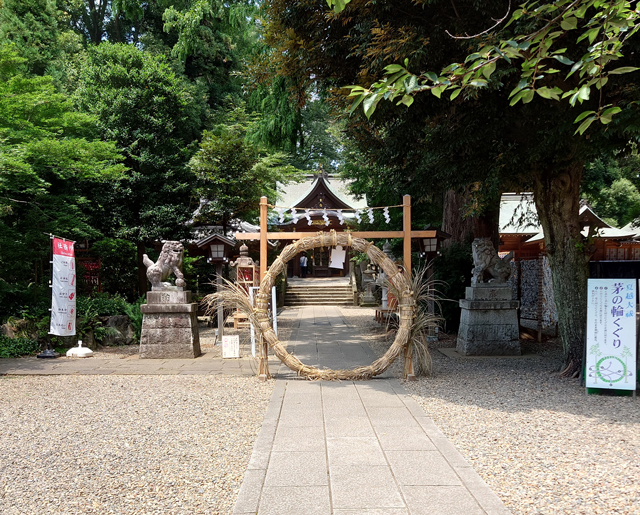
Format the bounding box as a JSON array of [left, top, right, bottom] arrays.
[[2, 0, 640, 371]]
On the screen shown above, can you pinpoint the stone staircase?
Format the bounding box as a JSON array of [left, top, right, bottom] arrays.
[[284, 283, 354, 306]]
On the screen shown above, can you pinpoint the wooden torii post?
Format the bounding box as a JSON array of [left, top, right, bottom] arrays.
[[236, 195, 436, 380]]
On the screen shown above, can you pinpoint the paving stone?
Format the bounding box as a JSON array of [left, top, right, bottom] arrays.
[[273, 425, 326, 452], [333, 510, 409, 515], [327, 437, 387, 467], [374, 426, 436, 451], [366, 407, 421, 428], [258, 485, 332, 515], [401, 485, 485, 515], [325, 416, 375, 438], [386, 450, 462, 486], [233, 468, 266, 514], [263, 451, 328, 486], [329, 465, 405, 510]]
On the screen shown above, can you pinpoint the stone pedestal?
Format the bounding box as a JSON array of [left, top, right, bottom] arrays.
[[139, 290, 201, 359], [457, 284, 520, 356]]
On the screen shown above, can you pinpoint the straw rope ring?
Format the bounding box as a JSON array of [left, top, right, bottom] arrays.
[[252, 231, 415, 380]]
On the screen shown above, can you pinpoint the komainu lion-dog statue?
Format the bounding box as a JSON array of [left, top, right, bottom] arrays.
[[471, 237, 514, 286], [143, 241, 186, 290]]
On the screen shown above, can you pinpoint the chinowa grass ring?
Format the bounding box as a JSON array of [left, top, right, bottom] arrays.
[[252, 231, 415, 380]]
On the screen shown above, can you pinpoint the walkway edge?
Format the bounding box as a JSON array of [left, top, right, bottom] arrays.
[[233, 378, 286, 515], [388, 378, 512, 515]]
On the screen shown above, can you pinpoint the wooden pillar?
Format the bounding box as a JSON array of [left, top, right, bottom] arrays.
[[402, 194, 416, 381], [260, 196, 268, 284], [403, 195, 411, 274], [216, 263, 224, 339], [258, 334, 270, 381]]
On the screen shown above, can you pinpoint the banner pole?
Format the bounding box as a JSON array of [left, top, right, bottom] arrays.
[[38, 235, 59, 358]]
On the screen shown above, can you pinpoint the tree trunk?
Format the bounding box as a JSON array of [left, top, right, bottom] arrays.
[[532, 163, 591, 376], [441, 187, 500, 248], [137, 242, 148, 297]]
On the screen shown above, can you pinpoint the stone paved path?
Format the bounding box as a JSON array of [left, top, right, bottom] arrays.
[[234, 306, 511, 515], [0, 305, 511, 514]]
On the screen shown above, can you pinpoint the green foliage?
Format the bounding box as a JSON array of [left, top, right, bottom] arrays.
[[0, 335, 41, 358], [77, 293, 129, 317], [122, 296, 144, 342], [432, 242, 473, 332], [89, 238, 138, 299], [0, 0, 61, 75], [190, 102, 302, 227], [330, 0, 640, 131], [72, 43, 208, 244], [583, 154, 640, 227], [0, 43, 127, 314]]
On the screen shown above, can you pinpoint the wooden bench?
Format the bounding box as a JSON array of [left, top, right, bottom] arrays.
[[375, 308, 395, 324], [232, 312, 250, 329]]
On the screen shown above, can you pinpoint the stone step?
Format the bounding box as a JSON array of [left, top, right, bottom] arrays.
[[285, 286, 352, 290], [285, 300, 354, 306]]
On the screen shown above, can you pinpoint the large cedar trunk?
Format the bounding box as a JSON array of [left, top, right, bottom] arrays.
[[441, 188, 500, 247], [533, 163, 590, 376]]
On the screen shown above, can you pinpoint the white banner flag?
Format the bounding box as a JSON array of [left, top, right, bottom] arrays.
[[585, 279, 636, 390], [49, 237, 76, 336]]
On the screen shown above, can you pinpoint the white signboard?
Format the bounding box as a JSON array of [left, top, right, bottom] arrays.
[[222, 335, 240, 359], [329, 245, 346, 269], [49, 237, 76, 336], [586, 279, 637, 390]]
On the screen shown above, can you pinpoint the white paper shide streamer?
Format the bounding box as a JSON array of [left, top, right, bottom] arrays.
[[322, 208, 329, 226], [354, 209, 362, 224], [291, 208, 298, 224], [367, 208, 374, 224], [383, 207, 390, 223], [337, 209, 344, 225], [49, 237, 76, 336], [305, 209, 312, 226]]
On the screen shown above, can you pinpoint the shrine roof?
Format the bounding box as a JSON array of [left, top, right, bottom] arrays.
[[278, 174, 367, 210], [500, 193, 614, 236]]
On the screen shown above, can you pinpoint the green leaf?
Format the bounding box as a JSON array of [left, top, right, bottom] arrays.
[[482, 61, 496, 79], [578, 85, 590, 101], [509, 89, 527, 106], [398, 95, 414, 107], [450, 88, 461, 101], [574, 110, 596, 123], [560, 17, 578, 30], [600, 106, 622, 124], [575, 115, 596, 135], [348, 93, 366, 115], [608, 67, 640, 75], [522, 89, 535, 104], [385, 64, 405, 73], [425, 72, 438, 82], [553, 55, 574, 65], [431, 86, 443, 98], [362, 93, 381, 119], [536, 87, 560, 100]]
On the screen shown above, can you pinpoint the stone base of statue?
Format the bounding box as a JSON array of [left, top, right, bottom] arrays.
[[456, 284, 521, 356], [139, 289, 201, 359]]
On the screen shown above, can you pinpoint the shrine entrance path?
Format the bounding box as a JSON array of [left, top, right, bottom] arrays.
[[234, 305, 510, 515]]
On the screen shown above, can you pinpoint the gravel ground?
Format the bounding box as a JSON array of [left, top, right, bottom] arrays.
[[0, 375, 274, 515], [341, 306, 640, 515], [404, 342, 640, 515]]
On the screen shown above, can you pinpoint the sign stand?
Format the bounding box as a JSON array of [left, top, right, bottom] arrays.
[[585, 278, 637, 397]]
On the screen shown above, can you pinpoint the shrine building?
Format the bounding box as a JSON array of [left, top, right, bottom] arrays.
[[272, 172, 368, 278]]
